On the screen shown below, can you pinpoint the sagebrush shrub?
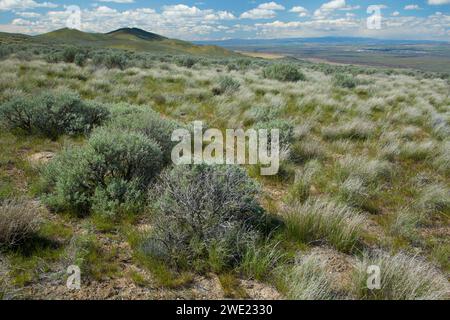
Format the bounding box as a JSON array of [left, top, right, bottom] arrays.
[[91, 178, 145, 218], [0, 199, 42, 247], [74, 52, 88, 67], [0, 91, 109, 139], [34, 91, 109, 139], [0, 96, 35, 133], [110, 106, 183, 164], [45, 53, 61, 64], [142, 164, 263, 269], [334, 73, 359, 89], [253, 119, 294, 150], [62, 46, 81, 63], [104, 52, 127, 70], [213, 76, 240, 95], [263, 64, 305, 82], [0, 46, 11, 60], [42, 127, 163, 216], [176, 56, 197, 68], [352, 251, 450, 300]]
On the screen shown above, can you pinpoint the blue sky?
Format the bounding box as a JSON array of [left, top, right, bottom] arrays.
[[0, 1, 449, 40]]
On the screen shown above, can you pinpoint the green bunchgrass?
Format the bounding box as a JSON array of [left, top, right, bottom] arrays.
[[283, 199, 366, 253], [72, 235, 120, 281]]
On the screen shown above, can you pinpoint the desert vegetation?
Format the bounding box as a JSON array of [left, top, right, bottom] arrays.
[[0, 40, 448, 300]]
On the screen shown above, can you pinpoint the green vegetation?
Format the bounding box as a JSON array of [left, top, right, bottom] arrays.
[[263, 64, 306, 82], [0, 90, 109, 139], [0, 32, 448, 300], [352, 251, 449, 300], [0, 199, 42, 247], [283, 199, 366, 253], [142, 164, 264, 272], [41, 127, 163, 216]]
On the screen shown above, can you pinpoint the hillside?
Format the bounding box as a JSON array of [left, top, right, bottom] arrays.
[[1, 28, 236, 57]]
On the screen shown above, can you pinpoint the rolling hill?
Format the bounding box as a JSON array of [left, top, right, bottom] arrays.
[[1, 27, 237, 57]]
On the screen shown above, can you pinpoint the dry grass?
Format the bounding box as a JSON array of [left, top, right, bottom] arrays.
[[0, 199, 42, 247], [352, 251, 450, 300]]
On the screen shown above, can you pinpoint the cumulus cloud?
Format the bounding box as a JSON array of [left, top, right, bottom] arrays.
[[1, 4, 236, 39], [404, 4, 421, 10], [240, 2, 285, 19], [98, 0, 134, 3], [162, 4, 235, 20], [290, 6, 309, 17], [428, 0, 450, 4], [0, 1, 449, 41], [15, 11, 41, 18], [251, 11, 450, 41], [314, 0, 360, 19], [258, 2, 285, 10], [0, 0, 57, 11]]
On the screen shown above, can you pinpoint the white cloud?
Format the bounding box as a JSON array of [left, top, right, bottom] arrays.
[[392, 11, 400, 16], [322, 0, 346, 10], [404, 5, 421, 10], [428, 0, 450, 5], [162, 4, 235, 20], [258, 2, 285, 11], [0, 0, 57, 11], [15, 11, 41, 18], [0, 2, 449, 41], [290, 6, 309, 17], [314, 0, 360, 19], [240, 2, 285, 19], [0, 5, 236, 39], [250, 11, 450, 41], [98, 0, 134, 3], [240, 8, 277, 19]]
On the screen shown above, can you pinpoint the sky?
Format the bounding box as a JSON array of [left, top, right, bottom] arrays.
[[0, 0, 449, 40]]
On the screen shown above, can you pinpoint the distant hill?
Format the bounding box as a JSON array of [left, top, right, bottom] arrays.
[[106, 28, 166, 41], [1, 28, 237, 57]]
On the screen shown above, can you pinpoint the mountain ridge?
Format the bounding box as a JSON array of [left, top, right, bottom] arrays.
[[1, 27, 237, 57]]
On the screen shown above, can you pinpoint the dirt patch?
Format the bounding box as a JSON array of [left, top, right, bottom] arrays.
[[240, 280, 282, 300], [28, 152, 55, 166]]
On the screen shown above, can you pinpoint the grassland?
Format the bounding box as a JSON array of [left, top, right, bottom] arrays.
[[0, 36, 449, 300]]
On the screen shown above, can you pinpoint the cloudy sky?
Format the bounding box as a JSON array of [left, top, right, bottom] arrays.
[[0, 0, 449, 40]]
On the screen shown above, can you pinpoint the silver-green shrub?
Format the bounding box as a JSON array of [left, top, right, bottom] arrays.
[[142, 164, 263, 269], [42, 127, 163, 216]]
